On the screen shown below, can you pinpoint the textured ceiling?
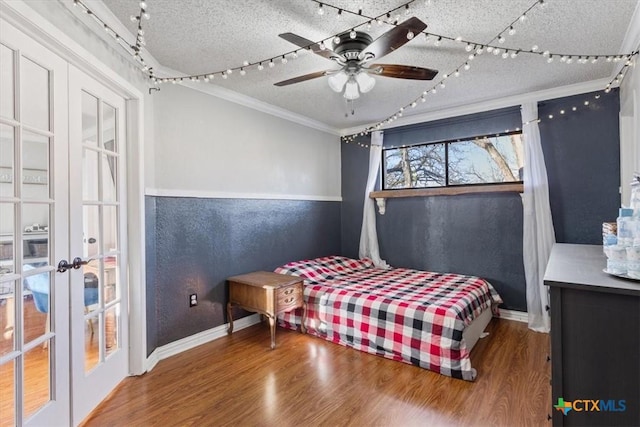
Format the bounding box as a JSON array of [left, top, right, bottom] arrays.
[[102, 0, 639, 131]]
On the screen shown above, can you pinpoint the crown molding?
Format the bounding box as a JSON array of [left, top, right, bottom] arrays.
[[340, 78, 611, 136]]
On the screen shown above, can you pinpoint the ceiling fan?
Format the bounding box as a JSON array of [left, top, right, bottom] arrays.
[[274, 17, 438, 100]]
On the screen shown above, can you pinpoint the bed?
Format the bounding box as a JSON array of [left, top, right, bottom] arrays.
[[274, 256, 502, 381]]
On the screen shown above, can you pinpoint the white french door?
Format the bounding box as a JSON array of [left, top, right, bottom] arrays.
[[0, 17, 70, 427], [68, 65, 128, 425], [0, 16, 129, 427]]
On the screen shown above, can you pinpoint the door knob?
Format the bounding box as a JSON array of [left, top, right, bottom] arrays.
[[57, 257, 90, 273], [71, 257, 89, 269], [57, 259, 71, 273]]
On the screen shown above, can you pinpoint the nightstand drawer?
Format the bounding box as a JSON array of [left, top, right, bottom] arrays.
[[276, 284, 302, 310]]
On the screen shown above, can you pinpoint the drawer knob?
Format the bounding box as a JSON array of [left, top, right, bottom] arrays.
[[284, 297, 295, 304], [284, 288, 294, 295]]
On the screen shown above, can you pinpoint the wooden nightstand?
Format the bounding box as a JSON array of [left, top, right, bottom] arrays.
[[227, 271, 306, 349]]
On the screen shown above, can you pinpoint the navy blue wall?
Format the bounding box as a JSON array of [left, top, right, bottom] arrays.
[[145, 197, 158, 356], [539, 91, 621, 243], [340, 90, 620, 312], [146, 197, 341, 350]]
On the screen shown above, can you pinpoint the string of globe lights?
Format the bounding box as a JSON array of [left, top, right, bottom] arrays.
[[339, 0, 638, 144], [69, 0, 637, 94], [71, 0, 155, 79], [149, 0, 633, 84], [68, 0, 638, 139], [147, 0, 555, 84]]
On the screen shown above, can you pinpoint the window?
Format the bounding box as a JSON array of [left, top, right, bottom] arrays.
[[382, 131, 523, 190]]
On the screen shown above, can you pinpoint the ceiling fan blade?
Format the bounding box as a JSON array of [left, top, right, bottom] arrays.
[[359, 17, 427, 61], [370, 64, 439, 80], [274, 70, 330, 86], [279, 33, 337, 60]]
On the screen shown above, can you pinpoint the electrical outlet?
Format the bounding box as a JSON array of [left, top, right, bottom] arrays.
[[189, 293, 197, 307]]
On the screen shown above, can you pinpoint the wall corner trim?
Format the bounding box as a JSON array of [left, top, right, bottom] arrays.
[[145, 187, 342, 202], [144, 314, 262, 373], [497, 308, 529, 323]]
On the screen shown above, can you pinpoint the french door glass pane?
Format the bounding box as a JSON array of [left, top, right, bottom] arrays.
[[0, 45, 15, 120], [22, 132, 49, 198], [22, 204, 49, 267], [23, 344, 50, 419], [102, 154, 117, 202], [82, 149, 99, 201], [104, 305, 119, 358], [0, 281, 16, 356], [22, 270, 49, 345], [103, 205, 117, 253], [82, 205, 100, 259], [21, 57, 49, 131], [82, 259, 100, 316], [84, 313, 99, 373], [102, 103, 116, 153], [0, 359, 15, 426], [0, 44, 15, 119], [0, 203, 15, 276], [0, 124, 15, 198], [103, 255, 117, 305], [82, 91, 98, 147]]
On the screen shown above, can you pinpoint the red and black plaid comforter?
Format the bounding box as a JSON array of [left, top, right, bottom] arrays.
[[275, 256, 502, 381]]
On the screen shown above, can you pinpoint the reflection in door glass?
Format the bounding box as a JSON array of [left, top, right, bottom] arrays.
[[0, 124, 14, 199], [0, 44, 15, 120], [21, 57, 49, 131], [23, 344, 51, 419]]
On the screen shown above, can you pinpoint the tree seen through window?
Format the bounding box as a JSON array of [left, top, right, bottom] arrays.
[[383, 132, 523, 189]]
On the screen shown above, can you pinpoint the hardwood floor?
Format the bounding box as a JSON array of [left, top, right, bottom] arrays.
[[83, 318, 551, 427], [0, 297, 99, 426]]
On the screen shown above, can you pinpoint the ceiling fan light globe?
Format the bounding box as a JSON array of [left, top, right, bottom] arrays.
[[344, 79, 360, 100], [356, 72, 376, 93], [328, 71, 348, 92]]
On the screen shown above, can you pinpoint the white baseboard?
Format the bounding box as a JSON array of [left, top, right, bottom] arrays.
[[144, 313, 262, 373], [497, 308, 528, 323]]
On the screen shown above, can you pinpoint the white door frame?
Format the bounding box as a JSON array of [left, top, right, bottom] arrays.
[[0, 0, 148, 378]]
